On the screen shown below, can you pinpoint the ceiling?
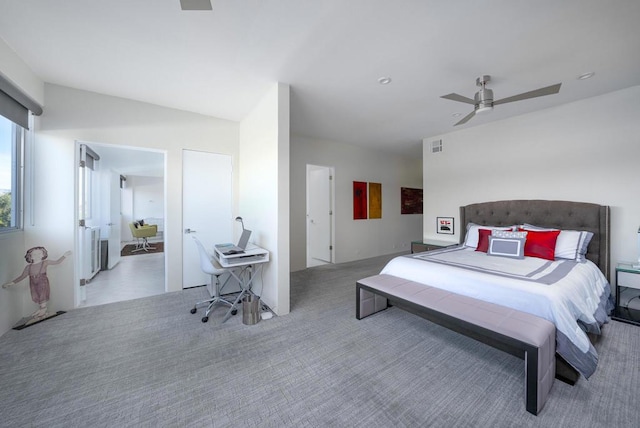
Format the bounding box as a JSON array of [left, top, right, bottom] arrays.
[[89, 143, 164, 178], [1, 0, 639, 158]]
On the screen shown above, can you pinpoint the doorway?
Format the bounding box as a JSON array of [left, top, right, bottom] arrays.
[[75, 141, 167, 307], [306, 164, 334, 267]]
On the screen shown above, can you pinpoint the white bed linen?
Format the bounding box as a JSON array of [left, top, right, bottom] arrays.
[[380, 247, 609, 354]]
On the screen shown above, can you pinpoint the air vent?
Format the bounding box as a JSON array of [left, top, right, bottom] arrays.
[[431, 139, 443, 153], [180, 0, 212, 10]]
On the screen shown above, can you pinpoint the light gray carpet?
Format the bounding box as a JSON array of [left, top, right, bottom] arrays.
[[0, 252, 638, 427]]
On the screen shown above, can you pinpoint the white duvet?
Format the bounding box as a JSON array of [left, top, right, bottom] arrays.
[[381, 246, 609, 355]]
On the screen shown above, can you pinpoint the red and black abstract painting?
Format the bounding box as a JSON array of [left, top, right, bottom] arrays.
[[401, 187, 423, 214], [353, 181, 368, 219]]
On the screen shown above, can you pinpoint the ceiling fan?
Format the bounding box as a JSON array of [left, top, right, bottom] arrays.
[[441, 75, 561, 126]]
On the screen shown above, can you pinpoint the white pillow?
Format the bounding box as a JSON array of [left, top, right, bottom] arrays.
[[558, 230, 593, 261], [463, 223, 512, 249], [521, 224, 594, 262], [492, 230, 528, 239]]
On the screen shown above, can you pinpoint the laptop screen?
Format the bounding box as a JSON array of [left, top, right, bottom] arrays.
[[238, 229, 251, 249]]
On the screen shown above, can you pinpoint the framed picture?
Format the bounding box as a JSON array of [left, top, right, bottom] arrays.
[[369, 182, 382, 219], [437, 217, 454, 235], [353, 181, 368, 220], [400, 187, 423, 214]]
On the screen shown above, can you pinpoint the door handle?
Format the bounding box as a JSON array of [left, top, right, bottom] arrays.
[[184, 228, 197, 234]]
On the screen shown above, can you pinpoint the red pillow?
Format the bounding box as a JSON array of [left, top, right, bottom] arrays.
[[476, 228, 515, 252], [521, 229, 561, 260], [475, 229, 493, 252]]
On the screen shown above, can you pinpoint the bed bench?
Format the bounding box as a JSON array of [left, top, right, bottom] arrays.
[[356, 274, 556, 415]]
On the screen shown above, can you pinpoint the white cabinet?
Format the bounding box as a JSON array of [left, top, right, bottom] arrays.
[[84, 226, 101, 281]]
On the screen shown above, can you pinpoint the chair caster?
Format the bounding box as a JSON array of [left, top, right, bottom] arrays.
[[190, 307, 197, 314], [201, 316, 208, 323], [231, 309, 238, 316]]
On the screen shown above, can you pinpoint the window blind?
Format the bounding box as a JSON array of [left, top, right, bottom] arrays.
[[80, 144, 100, 170], [0, 73, 43, 129]]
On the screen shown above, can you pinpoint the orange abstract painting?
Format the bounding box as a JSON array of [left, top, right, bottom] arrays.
[[369, 182, 382, 219]]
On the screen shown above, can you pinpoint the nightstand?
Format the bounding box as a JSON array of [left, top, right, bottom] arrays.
[[613, 262, 640, 326], [411, 239, 457, 254]]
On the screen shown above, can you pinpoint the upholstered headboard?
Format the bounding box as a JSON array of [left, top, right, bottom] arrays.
[[459, 200, 610, 281]]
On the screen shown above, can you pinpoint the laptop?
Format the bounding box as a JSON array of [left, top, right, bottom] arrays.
[[215, 229, 252, 255]]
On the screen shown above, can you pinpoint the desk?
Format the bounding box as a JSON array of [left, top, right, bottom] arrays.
[[213, 244, 269, 322]]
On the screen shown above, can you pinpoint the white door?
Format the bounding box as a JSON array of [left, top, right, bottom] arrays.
[[182, 150, 233, 288], [307, 165, 333, 266], [106, 170, 121, 269]]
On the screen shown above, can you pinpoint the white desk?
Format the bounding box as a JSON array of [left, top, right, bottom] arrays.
[[213, 244, 269, 322], [214, 245, 269, 267]]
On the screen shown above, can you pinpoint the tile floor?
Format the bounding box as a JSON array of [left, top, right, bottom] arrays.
[[79, 249, 165, 307]]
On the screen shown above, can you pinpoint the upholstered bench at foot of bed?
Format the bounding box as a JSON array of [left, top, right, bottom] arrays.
[[356, 274, 556, 416]]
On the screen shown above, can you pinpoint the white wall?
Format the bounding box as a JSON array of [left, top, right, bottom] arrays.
[[121, 180, 134, 241], [30, 83, 240, 313], [290, 135, 423, 272], [131, 175, 164, 222], [423, 86, 640, 280], [0, 226, 27, 331], [0, 38, 44, 334], [0, 38, 44, 106], [118, 175, 165, 240], [239, 82, 290, 315]]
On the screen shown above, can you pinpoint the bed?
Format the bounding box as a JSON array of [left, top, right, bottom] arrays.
[[380, 200, 613, 382]]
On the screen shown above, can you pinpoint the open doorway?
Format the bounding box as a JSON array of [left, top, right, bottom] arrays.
[[306, 164, 334, 267], [75, 141, 166, 307]]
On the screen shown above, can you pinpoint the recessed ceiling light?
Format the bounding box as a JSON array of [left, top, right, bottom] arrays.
[[577, 72, 595, 80], [377, 77, 392, 85]]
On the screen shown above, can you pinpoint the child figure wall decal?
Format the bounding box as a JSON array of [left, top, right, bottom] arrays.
[[2, 246, 71, 329]]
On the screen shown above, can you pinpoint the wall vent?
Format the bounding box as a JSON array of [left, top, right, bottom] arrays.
[[431, 139, 443, 153], [180, 0, 213, 11]]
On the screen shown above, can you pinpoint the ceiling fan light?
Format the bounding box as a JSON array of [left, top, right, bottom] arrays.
[[476, 104, 493, 114]]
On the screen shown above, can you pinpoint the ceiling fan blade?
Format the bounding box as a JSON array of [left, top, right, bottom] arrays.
[[454, 110, 476, 126], [441, 93, 476, 105], [493, 83, 561, 106]]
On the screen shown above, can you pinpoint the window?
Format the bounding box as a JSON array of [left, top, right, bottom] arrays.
[[78, 144, 99, 221], [0, 114, 23, 232]]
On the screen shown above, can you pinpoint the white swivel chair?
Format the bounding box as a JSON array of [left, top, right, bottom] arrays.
[[190, 236, 238, 323]]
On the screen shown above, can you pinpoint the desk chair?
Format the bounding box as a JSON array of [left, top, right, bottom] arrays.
[[129, 222, 158, 252], [190, 236, 238, 323]]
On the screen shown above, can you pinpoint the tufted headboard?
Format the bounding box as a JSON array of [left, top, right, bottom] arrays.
[[459, 200, 610, 281]]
